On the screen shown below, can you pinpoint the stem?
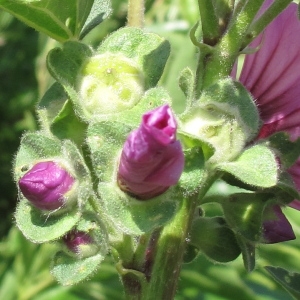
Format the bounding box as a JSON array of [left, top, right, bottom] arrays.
[[199, 0, 264, 90], [119, 172, 218, 299], [198, 0, 220, 46], [127, 0, 145, 28]]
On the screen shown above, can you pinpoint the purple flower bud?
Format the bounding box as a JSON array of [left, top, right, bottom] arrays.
[[63, 231, 94, 256], [262, 205, 295, 244], [117, 104, 184, 200], [18, 161, 74, 210]]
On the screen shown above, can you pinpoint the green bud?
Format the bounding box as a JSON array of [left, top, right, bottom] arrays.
[[77, 53, 144, 117]]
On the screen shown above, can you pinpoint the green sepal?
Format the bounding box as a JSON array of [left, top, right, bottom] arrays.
[[97, 27, 171, 89], [222, 192, 272, 242], [183, 244, 200, 264], [98, 183, 178, 235], [50, 100, 88, 146], [189, 216, 241, 263], [14, 132, 61, 180], [37, 82, 67, 129], [236, 235, 256, 272], [51, 251, 105, 285], [87, 121, 132, 182], [47, 41, 93, 121], [265, 266, 300, 299], [218, 144, 278, 188], [0, 0, 111, 42], [38, 84, 87, 145], [47, 41, 93, 88], [178, 67, 194, 106], [266, 132, 300, 168], [62, 140, 93, 209], [15, 200, 81, 243], [180, 78, 259, 164], [178, 147, 206, 195]]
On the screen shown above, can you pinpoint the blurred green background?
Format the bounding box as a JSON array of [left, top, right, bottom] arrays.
[[1, 1, 300, 299]]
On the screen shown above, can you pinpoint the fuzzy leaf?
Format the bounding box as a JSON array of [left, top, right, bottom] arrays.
[[51, 251, 105, 285], [218, 144, 278, 188], [98, 183, 178, 235], [15, 200, 81, 243]]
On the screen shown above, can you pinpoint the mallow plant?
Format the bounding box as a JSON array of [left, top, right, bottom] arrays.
[[2, 0, 300, 299]]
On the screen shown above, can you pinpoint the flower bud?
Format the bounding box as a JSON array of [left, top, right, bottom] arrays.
[[78, 53, 144, 117], [18, 161, 75, 210], [117, 104, 184, 200], [63, 230, 98, 258], [262, 205, 295, 244]]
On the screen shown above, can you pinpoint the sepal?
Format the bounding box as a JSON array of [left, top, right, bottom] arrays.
[[189, 216, 241, 263], [98, 183, 178, 235]]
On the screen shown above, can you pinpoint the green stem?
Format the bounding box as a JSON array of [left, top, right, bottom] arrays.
[[199, 0, 264, 90], [119, 172, 218, 299], [127, 0, 145, 28], [242, 0, 293, 48], [198, 0, 220, 46]]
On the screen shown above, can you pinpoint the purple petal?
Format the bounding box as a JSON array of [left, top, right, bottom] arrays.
[[64, 231, 93, 253], [118, 104, 184, 200], [19, 161, 74, 210], [262, 205, 295, 244], [237, 2, 300, 127]]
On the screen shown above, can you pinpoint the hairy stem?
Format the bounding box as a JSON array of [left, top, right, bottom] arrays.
[[127, 0, 145, 28]]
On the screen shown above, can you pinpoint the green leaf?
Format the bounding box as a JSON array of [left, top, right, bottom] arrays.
[[267, 132, 300, 168], [0, 0, 96, 42], [51, 251, 105, 285], [218, 144, 278, 188], [97, 27, 171, 88], [51, 100, 87, 146], [14, 132, 61, 180], [98, 183, 178, 235], [47, 41, 93, 88], [15, 200, 81, 243], [80, 0, 112, 39], [179, 146, 206, 195], [222, 192, 271, 242], [189, 217, 241, 263], [87, 121, 132, 182], [265, 266, 300, 299]]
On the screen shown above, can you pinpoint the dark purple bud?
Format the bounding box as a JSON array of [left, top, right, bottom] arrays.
[[262, 205, 295, 244], [18, 161, 74, 210], [63, 230, 98, 258], [117, 104, 184, 200]]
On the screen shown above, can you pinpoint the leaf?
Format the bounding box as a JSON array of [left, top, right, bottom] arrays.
[[80, 0, 112, 39], [218, 144, 278, 188], [51, 251, 105, 285], [98, 183, 178, 235], [189, 217, 241, 263], [0, 0, 95, 42], [15, 200, 81, 243], [178, 67, 194, 106], [265, 266, 300, 299], [222, 192, 271, 242]]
